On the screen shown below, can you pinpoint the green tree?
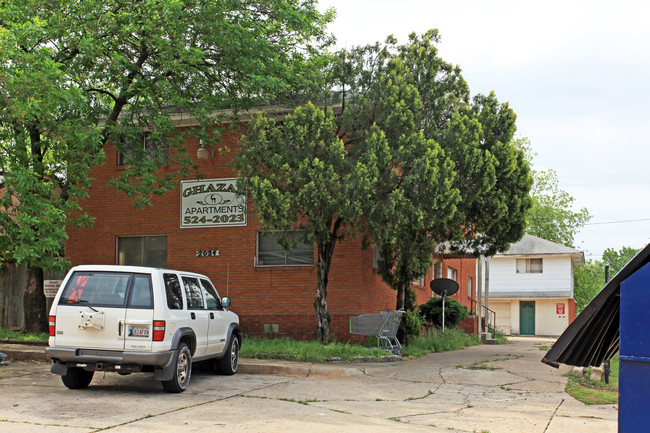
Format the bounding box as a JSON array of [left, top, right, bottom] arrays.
[[334, 32, 532, 311], [574, 246, 640, 311], [235, 103, 357, 344], [602, 246, 639, 273], [0, 0, 332, 332], [516, 138, 591, 247], [236, 30, 532, 343]]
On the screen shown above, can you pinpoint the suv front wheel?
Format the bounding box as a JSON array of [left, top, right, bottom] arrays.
[[217, 335, 239, 375], [162, 342, 192, 393]]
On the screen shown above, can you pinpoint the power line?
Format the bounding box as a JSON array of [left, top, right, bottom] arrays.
[[562, 173, 650, 179], [585, 218, 650, 226], [564, 181, 650, 187]]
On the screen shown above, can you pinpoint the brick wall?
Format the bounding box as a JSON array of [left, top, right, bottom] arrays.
[[65, 126, 476, 341], [459, 315, 478, 335], [568, 297, 577, 324]]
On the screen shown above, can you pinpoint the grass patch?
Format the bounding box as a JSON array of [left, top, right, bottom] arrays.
[[487, 326, 508, 344], [279, 397, 317, 406], [241, 327, 480, 362], [465, 359, 502, 371], [402, 327, 481, 358], [564, 356, 619, 405], [240, 337, 389, 362], [457, 353, 521, 371], [0, 326, 48, 342]]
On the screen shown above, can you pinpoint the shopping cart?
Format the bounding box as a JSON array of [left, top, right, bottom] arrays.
[[349, 309, 405, 355]]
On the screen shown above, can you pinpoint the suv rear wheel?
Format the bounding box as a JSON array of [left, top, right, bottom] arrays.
[[217, 335, 239, 375], [61, 367, 94, 389], [162, 342, 192, 393]]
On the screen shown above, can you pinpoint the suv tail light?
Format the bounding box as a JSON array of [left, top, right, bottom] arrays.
[[48, 316, 56, 337], [153, 320, 165, 341]]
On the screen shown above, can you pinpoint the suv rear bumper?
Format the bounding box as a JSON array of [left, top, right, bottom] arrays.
[[46, 347, 174, 371]]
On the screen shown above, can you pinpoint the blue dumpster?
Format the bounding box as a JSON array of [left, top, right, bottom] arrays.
[[619, 261, 650, 431]]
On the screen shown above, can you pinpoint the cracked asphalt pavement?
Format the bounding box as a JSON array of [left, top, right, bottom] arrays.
[[0, 336, 617, 432]]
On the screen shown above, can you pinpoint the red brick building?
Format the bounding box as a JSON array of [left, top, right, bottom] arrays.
[[65, 121, 476, 341]]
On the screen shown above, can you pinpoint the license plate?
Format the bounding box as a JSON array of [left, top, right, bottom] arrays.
[[127, 326, 150, 338]]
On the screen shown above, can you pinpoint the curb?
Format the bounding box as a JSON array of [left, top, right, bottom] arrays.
[[0, 344, 48, 362], [0, 344, 382, 377]]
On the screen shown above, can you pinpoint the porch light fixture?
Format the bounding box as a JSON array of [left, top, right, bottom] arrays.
[[197, 139, 211, 160]]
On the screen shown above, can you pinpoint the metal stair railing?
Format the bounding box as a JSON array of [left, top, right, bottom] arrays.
[[471, 299, 497, 337]]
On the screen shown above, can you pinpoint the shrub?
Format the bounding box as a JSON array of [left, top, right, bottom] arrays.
[[419, 297, 468, 329], [398, 309, 425, 344]]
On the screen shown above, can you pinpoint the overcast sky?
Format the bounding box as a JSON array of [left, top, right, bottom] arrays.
[[319, 0, 650, 261]]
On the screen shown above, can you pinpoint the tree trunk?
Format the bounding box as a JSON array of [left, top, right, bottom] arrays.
[[23, 266, 47, 334], [396, 279, 416, 345], [313, 218, 342, 344], [314, 267, 331, 344], [396, 281, 408, 310]]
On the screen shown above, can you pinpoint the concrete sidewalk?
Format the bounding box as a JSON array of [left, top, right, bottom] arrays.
[[0, 337, 618, 432]]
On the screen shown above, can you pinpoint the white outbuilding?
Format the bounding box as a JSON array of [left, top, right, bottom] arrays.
[[488, 234, 585, 336]]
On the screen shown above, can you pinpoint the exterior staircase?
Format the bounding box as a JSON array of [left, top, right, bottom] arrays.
[[481, 331, 497, 344]]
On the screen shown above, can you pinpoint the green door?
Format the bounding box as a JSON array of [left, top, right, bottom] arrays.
[[520, 301, 535, 335]]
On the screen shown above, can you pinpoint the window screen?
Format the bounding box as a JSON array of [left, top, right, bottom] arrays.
[[257, 231, 313, 266], [117, 235, 167, 268], [117, 132, 169, 166], [516, 258, 543, 273]]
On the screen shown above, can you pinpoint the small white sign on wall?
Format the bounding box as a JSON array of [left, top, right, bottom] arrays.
[[180, 178, 247, 228], [44, 280, 63, 298]]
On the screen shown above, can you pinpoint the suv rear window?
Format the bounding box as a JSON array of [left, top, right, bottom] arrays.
[[59, 272, 144, 307], [163, 273, 183, 310]]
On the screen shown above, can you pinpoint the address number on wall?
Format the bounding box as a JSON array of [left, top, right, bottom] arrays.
[[196, 250, 220, 257]]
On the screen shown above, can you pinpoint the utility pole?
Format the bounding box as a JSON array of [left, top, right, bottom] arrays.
[[604, 264, 610, 384], [485, 257, 490, 334], [477, 257, 483, 335]]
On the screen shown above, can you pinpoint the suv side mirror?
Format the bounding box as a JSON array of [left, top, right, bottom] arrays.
[[221, 297, 231, 308]]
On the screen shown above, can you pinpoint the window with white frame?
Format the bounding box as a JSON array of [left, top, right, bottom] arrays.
[[413, 275, 425, 286], [117, 235, 167, 268], [447, 266, 457, 281], [516, 258, 543, 274], [468, 276, 474, 298], [433, 261, 443, 279], [117, 132, 169, 166], [257, 231, 313, 266]]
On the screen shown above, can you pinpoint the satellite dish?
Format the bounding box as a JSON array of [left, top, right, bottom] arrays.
[[429, 278, 459, 332], [430, 278, 459, 297]]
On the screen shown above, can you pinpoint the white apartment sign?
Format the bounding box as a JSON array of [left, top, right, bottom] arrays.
[[180, 178, 246, 228]]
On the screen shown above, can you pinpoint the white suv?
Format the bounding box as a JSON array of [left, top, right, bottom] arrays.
[[46, 265, 241, 393]]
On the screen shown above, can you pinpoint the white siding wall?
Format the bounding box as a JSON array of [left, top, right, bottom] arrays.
[[486, 255, 575, 336], [490, 298, 571, 336], [511, 301, 520, 334], [489, 256, 573, 295], [535, 299, 570, 336], [491, 301, 512, 335]]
